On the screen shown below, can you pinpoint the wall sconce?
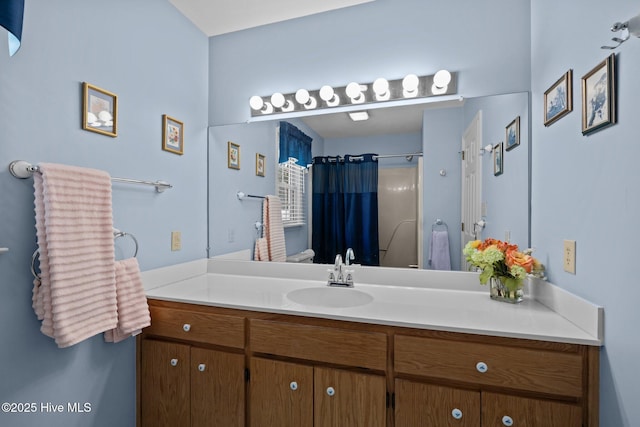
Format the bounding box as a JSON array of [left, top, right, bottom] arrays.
[[480, 144, 494, 155], [249, 69, 458, 117], [602, 11, 640, 49]]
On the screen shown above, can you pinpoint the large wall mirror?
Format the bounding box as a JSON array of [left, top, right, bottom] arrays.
[[208, 92, 530, 272]]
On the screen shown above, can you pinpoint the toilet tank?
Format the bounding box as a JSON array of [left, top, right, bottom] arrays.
[[286, 249, 315, 263]]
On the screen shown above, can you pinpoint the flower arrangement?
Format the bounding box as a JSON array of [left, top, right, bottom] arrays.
[[463, 238, 545, 292]]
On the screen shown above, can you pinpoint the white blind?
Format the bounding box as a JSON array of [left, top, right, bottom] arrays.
[[277, 157, 306, 227]]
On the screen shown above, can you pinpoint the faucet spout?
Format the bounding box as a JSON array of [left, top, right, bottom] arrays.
[[328, 252, 354, 287]]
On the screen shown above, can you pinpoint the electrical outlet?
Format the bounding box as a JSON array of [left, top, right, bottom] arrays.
[[171, 231, 182, 251], [563, 240, 576, 274]]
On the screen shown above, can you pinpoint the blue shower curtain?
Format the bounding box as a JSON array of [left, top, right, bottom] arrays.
[[312, 154, 379, 266]]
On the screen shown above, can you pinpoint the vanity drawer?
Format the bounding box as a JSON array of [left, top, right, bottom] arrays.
[[146, 305, 245, 349], [250, 319, 387, 371], [394, 335, 583, 397]]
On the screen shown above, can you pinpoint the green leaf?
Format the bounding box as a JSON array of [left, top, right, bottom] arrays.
[[479, 267, 493, 285]]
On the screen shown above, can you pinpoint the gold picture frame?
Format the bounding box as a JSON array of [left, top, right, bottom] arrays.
[[162, 115, 184, 155], [228, 141, 240, 169], [256, 153, 265, 177], [82, 82, 117, 137]]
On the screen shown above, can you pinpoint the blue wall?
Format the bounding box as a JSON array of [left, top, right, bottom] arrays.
[[0, 1, 208, 426], [531, 1, 640, 425]]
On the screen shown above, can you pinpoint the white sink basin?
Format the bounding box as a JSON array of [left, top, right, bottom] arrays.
[[286, 286, 374, 308]]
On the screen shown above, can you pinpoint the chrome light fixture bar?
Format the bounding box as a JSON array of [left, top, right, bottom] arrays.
[[249, 70, 457, 117]]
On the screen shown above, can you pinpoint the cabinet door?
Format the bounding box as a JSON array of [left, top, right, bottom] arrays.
[[314, 367, 386, 427], [191, 347, 245, 427], [249, 357, 313, 427], [140, 339, 191, 427], [482, 392, 582, 427], [395, 379, 480, 427]]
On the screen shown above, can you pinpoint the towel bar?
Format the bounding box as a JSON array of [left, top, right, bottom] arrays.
[[9, 160, 172, 193]]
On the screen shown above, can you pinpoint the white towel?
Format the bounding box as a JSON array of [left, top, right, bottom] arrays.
[[263, 195, 286, 262], [32, 162, 118, 348], [104, 257, 150, 343], [429, 230, 451, 271]]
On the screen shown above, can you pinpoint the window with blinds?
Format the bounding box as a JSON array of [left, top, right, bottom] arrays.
[[277, 157, 306, 227]]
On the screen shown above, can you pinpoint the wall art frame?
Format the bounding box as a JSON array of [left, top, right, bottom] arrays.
[[256, 153, 265, 177], [162, 115, 184, 155], [493, 142, 504, 176], [544, 69, 573, 126], [82, 82, 117, 137], [505, 116, 520, 151], [582, 53, 616, 135], [228, 141, 240, 169]]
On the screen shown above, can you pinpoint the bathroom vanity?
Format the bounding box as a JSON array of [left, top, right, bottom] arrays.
[[137, 259, 602, 427]]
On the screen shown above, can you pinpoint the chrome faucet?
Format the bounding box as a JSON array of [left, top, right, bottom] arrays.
[[327, 250, 354, 287]]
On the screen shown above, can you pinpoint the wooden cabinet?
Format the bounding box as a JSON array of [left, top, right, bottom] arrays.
[[140, 339, 245, 427], [138, 299, 598, 427], [139, 303, 246, 427], [249, 357, 386, 427], [394, 333, 592, 427], [395, 380, 480, 427]]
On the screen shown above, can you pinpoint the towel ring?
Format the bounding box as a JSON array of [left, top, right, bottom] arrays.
[[31, 249, 40, 280], [432, 218, 449, 232], [114, 229, 139, 258]]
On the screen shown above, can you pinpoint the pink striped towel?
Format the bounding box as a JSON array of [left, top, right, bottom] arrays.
[[32, 163, 118, 348], [104, 257, 150, 343], [263, 195, 286, 262]]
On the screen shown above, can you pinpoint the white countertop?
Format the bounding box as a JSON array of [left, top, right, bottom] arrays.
[[143, 258, 603, 346]]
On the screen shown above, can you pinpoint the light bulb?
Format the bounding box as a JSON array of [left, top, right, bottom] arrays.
[[295, 89, 317, 109], [271, 92, 286, 108], [319, 85, 335, 101], [249, 95, 264, 110], [433, 69, 452, 88], [345, 82, 365, 103], [373, 78, 390, 100], [402, 74, 420, 97]]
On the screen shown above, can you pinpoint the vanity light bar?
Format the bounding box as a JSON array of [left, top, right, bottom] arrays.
[[249, 71, 457, 117]]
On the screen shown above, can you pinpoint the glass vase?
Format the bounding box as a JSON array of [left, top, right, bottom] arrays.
[[489, 276, 523, 303]]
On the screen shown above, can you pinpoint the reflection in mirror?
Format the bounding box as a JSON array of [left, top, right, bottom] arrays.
[[208, 92, 530, 272]]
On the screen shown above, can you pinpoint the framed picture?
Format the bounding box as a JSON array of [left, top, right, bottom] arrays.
[[505, 116, 520, 151], [228, 141, 240, 169], [256, 153, 265, 177], [493, 142, 504, 176], [582, 53, 616, 135], [82, 82, 117, 137], [162, 115, 184, 155], [544, 69, 573, 126]]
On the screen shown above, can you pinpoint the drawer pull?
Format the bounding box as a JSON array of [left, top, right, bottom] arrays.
[[170, 358, 178, 367], [451, 408, 463, 419], [182, 324, 191, 332], [475, 361, 488, 373], [326, 387, 335, 397], [290, 381, 298, 391], [502, 415, 514, 426], [198, 364, 206, 372]]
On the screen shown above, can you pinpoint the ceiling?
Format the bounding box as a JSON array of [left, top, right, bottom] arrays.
[[168, 0, 461, 139], [168, 0, 375, 37]]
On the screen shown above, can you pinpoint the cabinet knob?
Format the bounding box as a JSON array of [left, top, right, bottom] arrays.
[[170, 358, 178, 367], [326, 387, 335, 397], [290, 381, 298, 391], [183, 324, 191, 332], [475, 362, 488, 373], [502, 415, 514, 426], [198, 364, 206, 372], [451, 408, 463, 419]]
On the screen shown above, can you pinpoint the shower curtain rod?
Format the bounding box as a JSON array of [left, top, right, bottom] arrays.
[[342, 152, 423, 161]]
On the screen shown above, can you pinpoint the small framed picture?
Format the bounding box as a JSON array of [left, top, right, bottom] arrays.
[[256, 153, 265, 177], [228, 141, 240, 169], [544, 69, 573, 126], [82, 82, 117, 137], [582, 54, 616, 135], [162, 115, 184, 155], [505, 116, 520, 151], [493, 142, 504, 176]]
